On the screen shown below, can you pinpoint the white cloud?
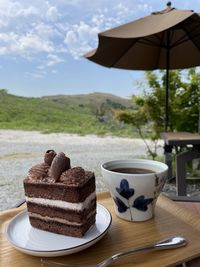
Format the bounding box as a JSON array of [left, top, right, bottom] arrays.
[[46, 5, 60, 22], [51, 69, 58, 74], [47, 54, 64, 66], [0, 0, 40, 28], [34, 54, 64, 78], [64, 20, 100, 59], [0, 31, 54, 56], [25, 70, 46, 79], [137, 2, 152, 14], [15, 5, 39, 17], [0, 32, 18, 55], [115, 3, 130, 18], [37, 65, 45, 70], [0, 0, 145, 62], [63, 4, 137, 59], [33, 23, 56, 39], [0, 0, 151, 63], [19, 34, 54, 53], [48, 0, 81, 7], [0, 46, 7, 55]]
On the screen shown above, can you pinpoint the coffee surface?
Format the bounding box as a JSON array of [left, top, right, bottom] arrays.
[[111, 167, 155, 174]]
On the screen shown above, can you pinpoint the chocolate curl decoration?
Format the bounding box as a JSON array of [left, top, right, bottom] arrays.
[[28, 163, 50, 180], [44, 150, 57, 166], [49, 152, 71, 181]]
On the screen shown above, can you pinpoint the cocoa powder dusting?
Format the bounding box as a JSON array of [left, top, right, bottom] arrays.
[[59, 167, 87, 185]]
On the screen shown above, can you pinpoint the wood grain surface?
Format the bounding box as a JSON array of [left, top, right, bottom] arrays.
[[1, 192, 200, 267]]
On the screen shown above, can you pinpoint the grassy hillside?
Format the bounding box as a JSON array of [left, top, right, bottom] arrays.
[[0, 89, 135, 136], [43, 92, 132, 109]]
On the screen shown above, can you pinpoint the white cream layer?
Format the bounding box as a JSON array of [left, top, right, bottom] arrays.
[[29, 210, 96, 226], [26, 191, 96, 211]]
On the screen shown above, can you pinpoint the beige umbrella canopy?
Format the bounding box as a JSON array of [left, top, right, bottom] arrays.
[[84, 2, 200, 131]]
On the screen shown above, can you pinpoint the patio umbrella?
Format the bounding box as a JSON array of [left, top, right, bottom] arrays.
[[84, 2, 200, 131]]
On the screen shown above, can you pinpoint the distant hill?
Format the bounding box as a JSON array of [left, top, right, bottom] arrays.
[[43, 92, 132, 109], [0, 89, 134, 136]]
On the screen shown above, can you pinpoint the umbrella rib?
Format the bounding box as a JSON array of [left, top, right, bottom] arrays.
[[138, 38, 164, 47], [181, 25, 200, 52], [138, 32, 171, 49], [187, 19, 200, 34], [171, 33, 200, 48], [171, 20, 200, 48], [171, 33, 191, 48], [109, 35, 166, 68], [109, 39, 138, 67], [155, 32, 165, 68]]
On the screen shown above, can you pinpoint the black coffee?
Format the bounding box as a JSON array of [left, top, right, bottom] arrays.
[[111, 167, 155, 174]]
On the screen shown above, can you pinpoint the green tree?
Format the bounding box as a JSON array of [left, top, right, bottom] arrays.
[[174, 69, 200, 133], [137, 69, 200, 136], [114, 69, 200, 159], [114, 101, 159, 160]]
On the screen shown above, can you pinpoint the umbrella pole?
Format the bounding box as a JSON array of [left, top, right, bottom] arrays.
[[165, 31, 170, 132], [165, 68, 169, 132]]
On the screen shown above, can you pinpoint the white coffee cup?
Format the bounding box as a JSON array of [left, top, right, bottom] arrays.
[[101, 159, 168, 222]]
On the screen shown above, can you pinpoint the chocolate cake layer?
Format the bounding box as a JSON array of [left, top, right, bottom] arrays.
[[24, 174, 95, 203], [29, 214, 96, 237], [23, 150, 96, 237], [26, 200, 96, 223]]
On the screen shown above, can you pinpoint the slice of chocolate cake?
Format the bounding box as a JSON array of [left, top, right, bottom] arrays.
[[23, 150, 96, 237]]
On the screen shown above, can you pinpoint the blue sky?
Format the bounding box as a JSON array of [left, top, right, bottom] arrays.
[[0, 0, 199, 98]]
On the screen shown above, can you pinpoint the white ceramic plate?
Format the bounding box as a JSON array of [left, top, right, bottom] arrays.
[[5, 203, 112, 257]]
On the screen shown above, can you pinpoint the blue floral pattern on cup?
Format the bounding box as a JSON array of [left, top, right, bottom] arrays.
[[114, 197, 128, 213], [133, 195, 153, 211], [114, 178, 154, 220], [116, 179, 134, 199]]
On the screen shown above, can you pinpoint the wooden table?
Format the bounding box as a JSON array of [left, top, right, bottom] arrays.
[[1, 193, 200, 267], [162, 132, 200, 196], [177, 200, 200, 267]]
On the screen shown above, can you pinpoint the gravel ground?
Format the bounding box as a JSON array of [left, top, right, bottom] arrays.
[[0, 130, 199, 211]]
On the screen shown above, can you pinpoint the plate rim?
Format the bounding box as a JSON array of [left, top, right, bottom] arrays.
[[5, 203, 112, 254]]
